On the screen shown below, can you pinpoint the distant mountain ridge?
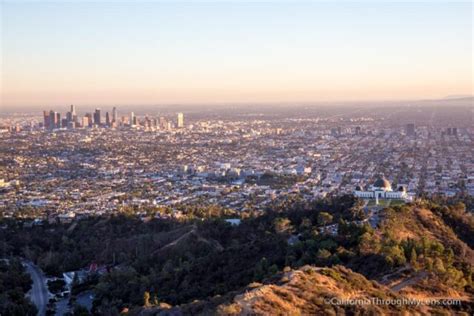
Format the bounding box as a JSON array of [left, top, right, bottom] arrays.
[[442, 95, 473, 100]]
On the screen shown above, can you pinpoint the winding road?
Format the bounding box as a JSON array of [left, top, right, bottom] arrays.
[[23, 261, 49, 316]]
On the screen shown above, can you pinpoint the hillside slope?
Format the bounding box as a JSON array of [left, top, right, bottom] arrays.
[[136, 265, 471, 315], [3, 197, 473, 314], [216, 265, 466, 315], [366, 204, 474, 301], [134, 201, 474, 315]]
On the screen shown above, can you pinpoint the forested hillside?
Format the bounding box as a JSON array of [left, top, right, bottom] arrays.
[[0, 258, 37, 315], [1, 196, 473, 315]]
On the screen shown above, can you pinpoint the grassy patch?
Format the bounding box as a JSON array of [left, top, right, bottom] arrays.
[[366, 199, 390, 208], [390, 199, 406, 207]]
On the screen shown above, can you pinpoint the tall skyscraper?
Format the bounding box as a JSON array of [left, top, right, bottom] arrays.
[[406, 123, 415, 136], [177, 112, 184, 128], [49, 110, 56, 130], [67, 121, 75, 129], [144, 115, 151, 129], [85, 113, 93, 127], [55, 112, 61, 128], [105, 112, 110, 126], [70, 105, 77, 125], [43, 111, 50, 129], [82, 115, 90, 128], [159, 116, 167, 129], [94, 109, 101, 126], [112, 107, 118, 123], [130, 112, 136, 126]]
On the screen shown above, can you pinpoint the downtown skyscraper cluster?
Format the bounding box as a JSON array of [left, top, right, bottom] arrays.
[[42, 106, 184, 131]]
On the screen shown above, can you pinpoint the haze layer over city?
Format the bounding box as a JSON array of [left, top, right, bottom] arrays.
[[0, 1, 473, 316]]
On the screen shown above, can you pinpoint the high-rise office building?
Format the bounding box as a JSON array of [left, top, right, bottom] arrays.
[[67, 121, 75, 129], [71, 105, 78, 124], [177, 112, 184, 128], [105, 112, 110, 126], [43, 111, 50, 129], [406, 123, 415, 136], [144, 115, 151, 129], [86, 113, 93, 127], [159, 116, 167, 129], [112, 107, 118, 123], [94, 109, 101, 126], [130, 112, 136, 126], [49, 110, 56, 130], [82, 116, 90, 128], [55, 112, 61, 128]]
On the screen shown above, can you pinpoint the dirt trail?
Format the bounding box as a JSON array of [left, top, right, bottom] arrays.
[[390, 271, 428, 292], [151, 224, 223, 254]]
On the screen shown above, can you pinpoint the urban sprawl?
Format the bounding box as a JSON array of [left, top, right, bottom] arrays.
[[1, 104, 473, 223]]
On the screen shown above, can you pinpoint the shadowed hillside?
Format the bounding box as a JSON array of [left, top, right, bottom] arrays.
[[1, 197, 473, 315]]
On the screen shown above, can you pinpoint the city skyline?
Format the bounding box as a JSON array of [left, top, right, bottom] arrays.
[[1, 1, 472, 108], [40, 104, 184, 130]]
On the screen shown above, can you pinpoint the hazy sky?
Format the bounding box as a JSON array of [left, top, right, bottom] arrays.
[[1, 1, 472, 108]]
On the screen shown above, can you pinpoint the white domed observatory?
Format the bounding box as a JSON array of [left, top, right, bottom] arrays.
[[354, 177, 411, 201]]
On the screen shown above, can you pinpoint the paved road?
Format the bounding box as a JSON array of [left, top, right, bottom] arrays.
[[23, 261, 49, 316]]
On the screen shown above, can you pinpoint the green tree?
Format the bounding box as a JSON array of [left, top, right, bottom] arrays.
[[73, 304, 90, 316], [434, 258, 446, 274], [143, 291, 151, 307], [358, 232, 380, 255], [383, 245, 406, 267], [410, 248, 418, 270], [300, 217, 312, 230], [273, 217, 293, 234], [317, 249, 331, 260], [152, 294, 159, 306], [317, 212, 333, 226]]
